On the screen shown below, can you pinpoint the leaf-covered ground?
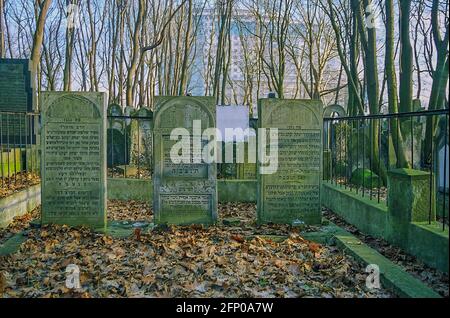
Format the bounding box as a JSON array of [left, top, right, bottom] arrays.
[[324, 208, 449, 297], [0, 201, 394, 298], [0, 172, 40, 199]]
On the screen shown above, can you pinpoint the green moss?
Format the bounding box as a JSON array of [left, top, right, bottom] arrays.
[[350, 168, 382, 188]]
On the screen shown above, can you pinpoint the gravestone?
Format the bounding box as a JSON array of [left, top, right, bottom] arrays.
[[0, 59, 34, 146], [130, 107, 153, 174], [257, 99, 323, 225], [107, 103, 124, 131], [217, 106, 249, 179], [107, 104, 127, 167], [40, 92, 107, 228], [237, 136, 257, 180], [153, 96, 217, 225]]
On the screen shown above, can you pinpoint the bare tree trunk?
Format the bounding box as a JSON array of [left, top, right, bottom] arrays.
[[125, 0, 145, 107], [63, 0, 77, 91], [178, 0, 192, 96], [424, 0, 449, 164], [30, 0, 52, 81], [385, 0, 409, 168], [0, 0, 5, 58], [399, 0, 413, 114]]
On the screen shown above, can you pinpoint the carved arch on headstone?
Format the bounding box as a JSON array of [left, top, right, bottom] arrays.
[[154, 97, 216, 129], [108, 103, 123, 116], [323, 104, 347, 118], [263, 101, 321, 127], [46, 94, 100, 119]]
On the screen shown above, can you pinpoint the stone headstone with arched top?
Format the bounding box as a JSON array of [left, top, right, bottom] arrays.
[[257, 99, 323, 225], [153, 96, 217, 225], [40, 92, 107, 228]]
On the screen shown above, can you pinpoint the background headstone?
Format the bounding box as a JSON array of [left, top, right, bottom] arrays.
[[40, 92, 107, 228], [217, 106, 256, 179], [129, 107, 153, 176], [0, 59, 35, 146], [153, 96, 217, 225], [107, 104, 127, 167], [257, 99, 323, 225], [0, 59, 33, 112]]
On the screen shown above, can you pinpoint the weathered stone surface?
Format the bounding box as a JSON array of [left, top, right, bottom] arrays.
[[237, 136, 257, 180], [130, 107, 153, 172], [153, 96, 217, 225], [0, 59, 33, 112], [40, 92, 107, 228], [257, 99, 323, 225], [107, 103, 124, 131], [387, 168, 435, 226], [0, 59, 34, 145]]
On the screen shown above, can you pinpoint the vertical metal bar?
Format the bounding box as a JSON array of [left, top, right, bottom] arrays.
[[339, 121, 342, 186], [110, 117, 114, 178], [6, 114, 10, 183], [330, 122, 334, 184], [396, 117, 400, 168], [428, 116, 434, 225], [362, 118, 365, 197], [370, 120, 373, 200], [410, 115, 414, 168], [387, 117, 390, 206], [0, 113, 3, 187], [345, 120, 348, 190], [29, 115, 33, 174], [124, 118, 128, 178], [378, 118, 381, 203], [137, 118, 141, 179], [24, 114, 28, 174], [349, 119, 352, 192], [356, 119, 359, 195], [442, 114, 448, 231]]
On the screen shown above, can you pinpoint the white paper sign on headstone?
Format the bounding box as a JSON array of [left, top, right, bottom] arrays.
[[217, 105, 252, 142]]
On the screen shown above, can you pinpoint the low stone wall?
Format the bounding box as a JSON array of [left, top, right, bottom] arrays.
[[218, 180, 257, 203], [321, 183, 388, 238], [107, 178, 152, 202], [0, 184, 41, 228], [106, 178, 258, 204], [321, 179, 449, 273]]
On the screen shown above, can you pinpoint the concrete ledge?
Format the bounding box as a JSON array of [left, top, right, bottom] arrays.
[[218, 180, 257, 203], [322, 182, 449, 273], [321, 182, 388, 238], [408, 222, 449, 273], [106, 178, 257, 203], [0, 232, 28, 255], [107, 178, 152, 202], [0, 184, 41, 228], [332, 225, 441, 298]]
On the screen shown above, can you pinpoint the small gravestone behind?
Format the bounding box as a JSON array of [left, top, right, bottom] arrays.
[[129, 107, 153, 176], [0, 59, 34, 146], [40, 92, 107, 228], [217, 105, 252, 179], [257, 99, 323, 225], [153, 96, 217, 225], [237, 135, 257, 180], [107, 103, 124, 131], [107, 104, 127, 167]]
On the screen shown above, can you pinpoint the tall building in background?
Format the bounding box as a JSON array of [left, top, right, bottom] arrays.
[[190, 8, 299, 117]]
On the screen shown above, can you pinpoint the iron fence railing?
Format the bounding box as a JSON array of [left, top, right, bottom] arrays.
[[107, 115, 153, 179], [0, 111, 40, 189], [323, 109, 449, 230]]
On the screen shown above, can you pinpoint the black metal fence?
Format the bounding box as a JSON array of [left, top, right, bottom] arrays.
[[107, 115, 153, 179], [0, 111, 40, 189], [323, 109, 449, 230]]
